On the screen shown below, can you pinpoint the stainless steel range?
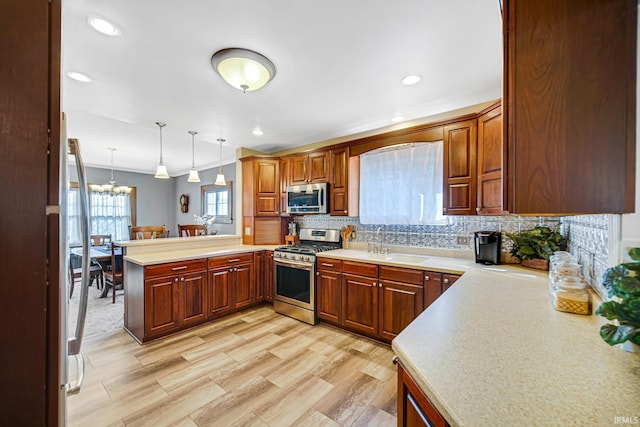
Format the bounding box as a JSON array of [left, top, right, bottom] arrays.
[[273, 228, 341, 325]]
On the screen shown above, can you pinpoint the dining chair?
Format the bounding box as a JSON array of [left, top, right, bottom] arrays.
[[129, 225, 167, 240], [177, 224, 207, 237], [90, 234, 112, 246], [68, 256, 103, 298], [103, 244, 123, 303]]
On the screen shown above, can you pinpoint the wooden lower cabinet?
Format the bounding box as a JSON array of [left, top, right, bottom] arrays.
[[397, 360, 449, 427], [443, 274, 460, 292], [207, 253, 255, 319], [316, 259, 343, 324], [143, 259, 207, 340], [317, 259, 461, 343], [265, 251, 274, 302]]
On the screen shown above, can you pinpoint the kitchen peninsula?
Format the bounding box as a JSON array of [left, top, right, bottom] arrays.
[[119, 235, 277, 343], [315, 248, 640, 426]]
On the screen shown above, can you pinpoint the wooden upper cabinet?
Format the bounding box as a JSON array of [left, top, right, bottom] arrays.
[[443, 119, 477, 215], [255, 159, 279, 216], [329, 147, 349, 216], [279, 158, 290, 216], [504, 0, 636, 214], [289, 151, 329, 185], [477, 102, 506, 215]]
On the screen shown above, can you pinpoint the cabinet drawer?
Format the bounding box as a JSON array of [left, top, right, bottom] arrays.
[[317, 259, 343, 272], [145, 259, 207, 279], [343, 260, 378, 277], [208, 252, 254, 269], [379, 265, 423, 285]]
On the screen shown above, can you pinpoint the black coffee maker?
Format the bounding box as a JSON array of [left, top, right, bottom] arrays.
[[474, 231, 501, 265]]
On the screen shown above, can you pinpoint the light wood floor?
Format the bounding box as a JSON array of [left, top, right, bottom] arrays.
[[67, 305, 397, 426]]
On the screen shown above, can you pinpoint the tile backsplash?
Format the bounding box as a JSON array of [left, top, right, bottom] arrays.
[[295, 213, 618, 299]]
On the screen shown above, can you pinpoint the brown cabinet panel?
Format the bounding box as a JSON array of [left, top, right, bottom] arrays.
[[179, 270, 207, 326], [265, 251, 274, 302], [254, 251, 265, 301], [234, 263, 254, 309], [144, 259, 207, 279], [207, 253, 254, 269], [144, 275, 180, 337], [317, 269, 342, 324], [379, 280, 424, 341], [330, 147, 349, 215], [380, 265, 423, 285], [397, 361, 449, 427], [423, 271, 443, 309], [443, 120, 477, 215], [207, 268, 232, 319], [504, 0, 636, 214], [308, 151, 329, 183], [477, 103, 506, 215], [343, 260, 378, 277], [280, 158, 290, 216], [343, 274, 379, 336], [442, 274, 460, 292], [255, 159, 280, 216], [290, 155, 308, 185]]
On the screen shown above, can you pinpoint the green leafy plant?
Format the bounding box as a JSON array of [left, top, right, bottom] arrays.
[[595, 247, 640, 347], [505, 225, 566, 261]]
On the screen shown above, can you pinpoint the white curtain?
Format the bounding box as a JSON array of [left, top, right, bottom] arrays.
[[359, 141, 445, 225], [90, 192, 132, 241]]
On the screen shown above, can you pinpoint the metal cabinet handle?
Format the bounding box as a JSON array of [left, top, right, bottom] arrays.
[[425, 275, 430, 281], [174, 278, 178, 282], [392, 355, 399, 365], [444, 278, 450, 284], [228, 259, 240, 263], [322, 263, 334, 267], [476, 207, 480, 212], [443, 208, 448, 213], [181, 278, 185, 282], [172, 265, 188, 271]]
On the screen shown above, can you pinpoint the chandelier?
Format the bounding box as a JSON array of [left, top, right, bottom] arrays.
[[90, 148, 131, 194]]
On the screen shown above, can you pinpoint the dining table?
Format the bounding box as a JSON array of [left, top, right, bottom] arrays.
[[70, 245, 122, 298]]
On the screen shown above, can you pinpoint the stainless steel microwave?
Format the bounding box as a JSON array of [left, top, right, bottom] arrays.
[[286, 183, 328, 214]]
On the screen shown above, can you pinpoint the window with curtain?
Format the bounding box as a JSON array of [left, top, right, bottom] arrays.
[[67, 183, 136, 244], [359, 141, 445, 225]]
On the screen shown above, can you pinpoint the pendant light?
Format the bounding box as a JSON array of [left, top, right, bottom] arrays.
[[90, 148, 131, 194], [187, 131, 200, 183], [154, 122, 170, 179], [215, 138, 226, 186]]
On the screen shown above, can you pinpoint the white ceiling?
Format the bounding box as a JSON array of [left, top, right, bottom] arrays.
[[62, 0, 503, 176]]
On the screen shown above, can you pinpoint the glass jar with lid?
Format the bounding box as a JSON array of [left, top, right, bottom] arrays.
[[554, 276, 591, 315]]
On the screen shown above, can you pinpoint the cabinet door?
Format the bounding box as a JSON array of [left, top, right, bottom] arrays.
[[234, 263, 254, 309], [504, 0, 635, 214], [477, 103, 506, 215], [289, 154, 308, 185], [255, 159, 279, 216], [443, 119, 477, 216], [397, 361, 449, 427], [280, 158, 290, 216], [144, 275, 180, 337], [308, 151, 329, 183], [254, 251, 265, 302], [330, 147, 349, 216], [343, 274, 378, 336], [316, 269, 342, 324], [442, 274, 460, 292], [265, 251, 274, 302], [379, 280, 424, 342], [423, 271, 443, 309], [208, 267, 232, 319], [179, 270, 207, 327]]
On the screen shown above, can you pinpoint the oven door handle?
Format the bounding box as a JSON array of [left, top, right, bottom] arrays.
[[274, 259, 314, 270]]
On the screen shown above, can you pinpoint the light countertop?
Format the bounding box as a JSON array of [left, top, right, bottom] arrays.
[[123, 244, 279, 266], [317, 249, 640, 426]]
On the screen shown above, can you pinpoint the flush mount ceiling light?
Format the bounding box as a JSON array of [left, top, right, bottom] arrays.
[[90, 148, 131, 194], [154, 122, 170, 179], [252, 128, 264, 136], [215, 138, 227, 186], [211, 48, 276, 93], [402, 74, 422, 85], [66, 71, 92, 82], [391, 115, 405, 122], [187, 131, 200, 183], [88, 16, 121, 36]]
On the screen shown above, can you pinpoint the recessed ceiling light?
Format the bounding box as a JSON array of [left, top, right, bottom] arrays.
[[252, 129, 264, 136], [402, 74, 422, 85], [391, 116, 404, 123], [88, 16, 121, 36], [66, 71, 92, 83]]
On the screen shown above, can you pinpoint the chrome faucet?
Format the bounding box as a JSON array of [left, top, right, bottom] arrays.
[[368, 226, 390, 254]]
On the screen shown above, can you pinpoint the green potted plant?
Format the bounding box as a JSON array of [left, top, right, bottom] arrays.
[[505, 225, 567, 270], [595, 247, 640, 353]]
